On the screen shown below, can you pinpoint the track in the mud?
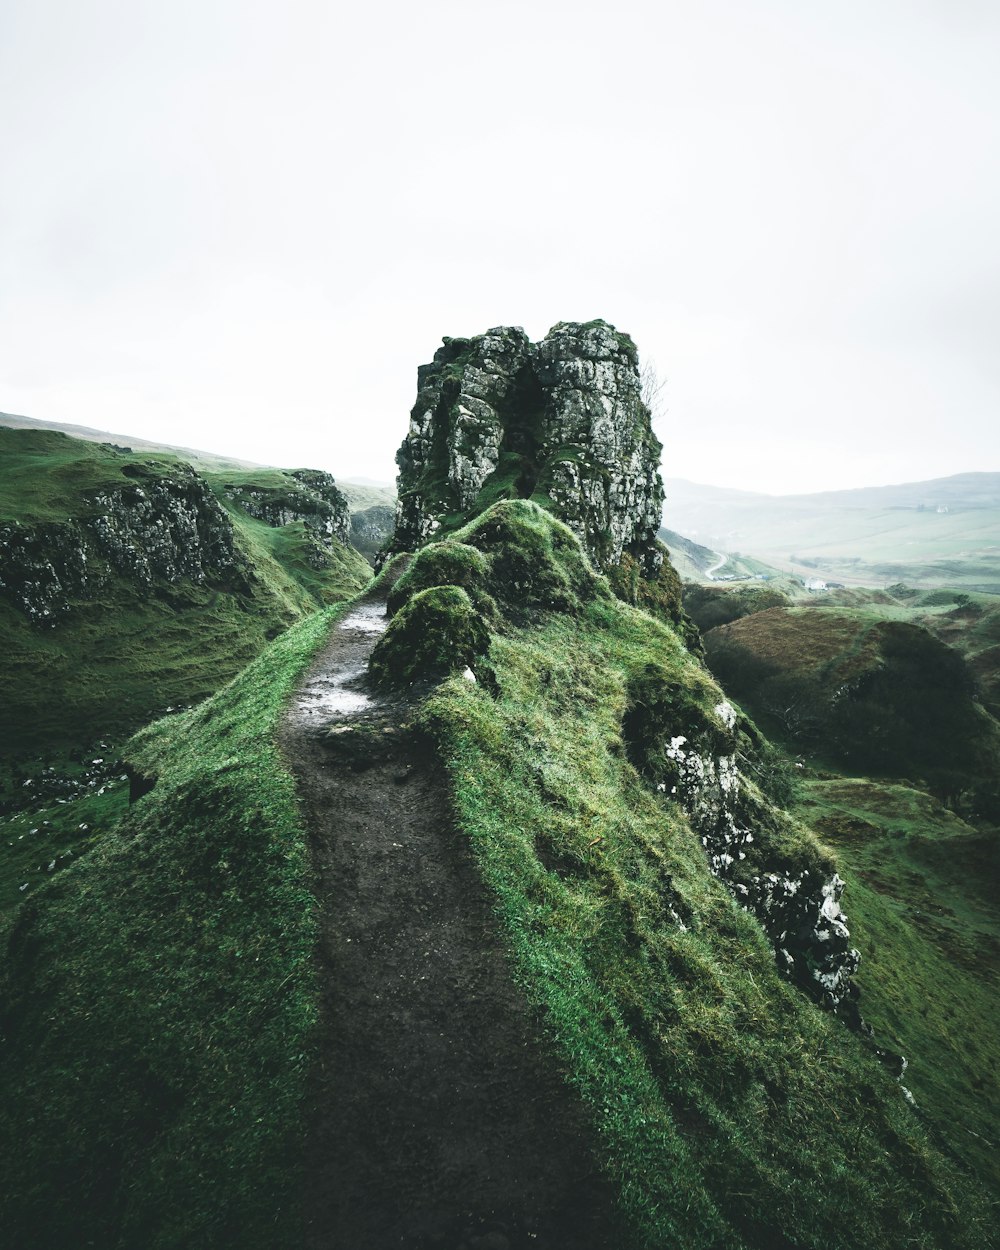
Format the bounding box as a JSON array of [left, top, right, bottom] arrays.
[[279, 595, 619, 1250]]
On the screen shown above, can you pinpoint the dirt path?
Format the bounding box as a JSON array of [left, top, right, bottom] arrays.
[[280, 593, 619, 1250]]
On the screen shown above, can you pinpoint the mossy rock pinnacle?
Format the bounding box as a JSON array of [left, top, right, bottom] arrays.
[[389, 321, 666, 586]]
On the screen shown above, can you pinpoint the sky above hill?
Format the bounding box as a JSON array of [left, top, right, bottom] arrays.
[[1, 0, 999, 495]]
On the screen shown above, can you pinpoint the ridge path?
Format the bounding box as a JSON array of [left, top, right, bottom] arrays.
[[279, 590, 619, 1250]]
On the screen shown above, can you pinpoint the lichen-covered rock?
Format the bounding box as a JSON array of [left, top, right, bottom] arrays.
[[0, 520, 93, 623], [624, 670, 860, 1008], [92, 470, 248, 588], [222, 470, 351, 548], [350, 505, 395, 565], [390, 321, 665, 582]]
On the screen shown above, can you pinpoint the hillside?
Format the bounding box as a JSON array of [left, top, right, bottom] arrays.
[[2, 322, 997, 1247], [1, 501, 992, 1248], [0, 426, 370, 776], [663, 473, 1000, 591], [0, 409, 265, 473], [690, 585, 1000, 1193]]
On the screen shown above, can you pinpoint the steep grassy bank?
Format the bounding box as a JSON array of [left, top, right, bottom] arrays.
[[0, 605, 344, 1248], [795, 776, 999, 1191], [384, 503, 991, 1249]]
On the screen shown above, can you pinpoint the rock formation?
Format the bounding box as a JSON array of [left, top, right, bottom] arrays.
[[390, 321, 665, 578], [0, 464, 251, 623], [221, 469, 352, 552]]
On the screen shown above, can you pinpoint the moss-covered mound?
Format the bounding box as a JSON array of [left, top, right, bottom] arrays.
[[370, 584, 491, 688], [704, 605, 1000, 814]]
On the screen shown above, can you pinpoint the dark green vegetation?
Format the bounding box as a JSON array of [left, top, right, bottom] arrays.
[[684, 581, 792, 633], [0, 606, 341, 1248], [3, 402, 997, 1248], [663, 472, 1000, 591], [705, 604, 1000, 816], [0, 427, 370, 766]]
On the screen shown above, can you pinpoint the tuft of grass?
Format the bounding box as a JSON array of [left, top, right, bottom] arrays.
[[0, 604, 346, 1248]]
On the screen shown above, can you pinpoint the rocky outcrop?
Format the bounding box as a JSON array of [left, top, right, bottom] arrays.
[[0, 464, 252, 624], [91, 469, 247, 588], [0, 520, 93, 623], [624, 682, 860, 1008], [390, 321, 665, 577], [221, 470, 351, 548]]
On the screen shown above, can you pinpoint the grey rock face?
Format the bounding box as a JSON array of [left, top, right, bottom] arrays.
[[222, 470, 351, 548], [657, 698, 861, 1008], [0, 520, 93, 623], [92, 470, 247, 588], [350, 505, 395, 565], [0, 466, 252, 624], [392, 321, 664, 575]]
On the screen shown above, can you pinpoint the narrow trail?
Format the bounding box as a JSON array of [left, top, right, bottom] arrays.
[[279, 592, 618, 1250]]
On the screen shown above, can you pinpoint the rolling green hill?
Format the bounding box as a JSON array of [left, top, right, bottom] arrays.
[[663, 473, 1000, 591]]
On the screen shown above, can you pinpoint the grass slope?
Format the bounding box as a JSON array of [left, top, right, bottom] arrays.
[[0, 605, 344, 1248], [796, 776, 999, 1191], [703, 604, 1000, 814], [2, 501, 993, 1248]]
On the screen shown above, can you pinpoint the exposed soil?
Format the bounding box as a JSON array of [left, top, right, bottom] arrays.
[[279, 593, 620, 1250]]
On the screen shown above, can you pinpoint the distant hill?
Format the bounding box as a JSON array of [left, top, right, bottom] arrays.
[[659, 526, 795, 587], [663, 473, 1000, 592], [0, 410, 264, 473]]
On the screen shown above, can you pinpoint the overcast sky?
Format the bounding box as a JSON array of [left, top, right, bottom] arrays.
[[2, 0, 998, 495]]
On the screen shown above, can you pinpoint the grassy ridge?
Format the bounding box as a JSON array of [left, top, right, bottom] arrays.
[[422, 617, 987, 1248], [403, 504, 990, 1249], [0, 604, 344, 1248]]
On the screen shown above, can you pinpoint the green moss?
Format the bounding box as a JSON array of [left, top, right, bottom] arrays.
[[386, 541, 491, 617], [0, 604, 347, 1247], [453, 499, 603, 618], [609, 545, 702, 650], [369, 585, 491, 688]]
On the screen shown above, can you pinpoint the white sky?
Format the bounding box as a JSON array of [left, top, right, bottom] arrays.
[[1, 0, 998, 493]]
